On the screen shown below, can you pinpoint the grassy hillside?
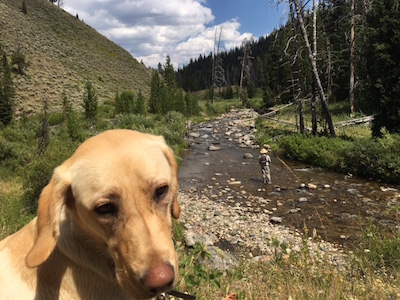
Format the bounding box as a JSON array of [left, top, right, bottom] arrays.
[[0, 0, 151, 117]]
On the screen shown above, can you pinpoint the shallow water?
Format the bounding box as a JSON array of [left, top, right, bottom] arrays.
[[178, 117, 400, 247]]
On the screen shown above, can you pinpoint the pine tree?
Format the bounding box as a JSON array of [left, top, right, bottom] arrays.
[[135, 90, 146, 115], [364, 0, 400, 136], [82, 79, 97, 122], [163, 55, 177, 92], [149, 70, 163, 114]]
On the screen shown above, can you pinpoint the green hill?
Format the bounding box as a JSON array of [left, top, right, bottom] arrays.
[[0, 0, 151, 118]]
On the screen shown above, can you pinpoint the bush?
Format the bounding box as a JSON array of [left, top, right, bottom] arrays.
[[343, 134, 400, 183], [22, 140, 75, 213], [278, 132, 400, 184], [66, 112, 89, 142], [0, 135, 17, 162], [48, 112, 65, 126], [116, 90, 135, 114], [22, 155, 57, 213]]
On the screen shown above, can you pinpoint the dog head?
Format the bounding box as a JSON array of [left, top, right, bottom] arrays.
[[25, 130, 181, 299]]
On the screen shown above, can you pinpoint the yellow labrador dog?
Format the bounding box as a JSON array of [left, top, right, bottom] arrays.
[[0, 129, 181, 299]]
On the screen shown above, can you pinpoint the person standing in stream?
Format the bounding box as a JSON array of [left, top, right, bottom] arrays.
[[258, 146, 272, 184]]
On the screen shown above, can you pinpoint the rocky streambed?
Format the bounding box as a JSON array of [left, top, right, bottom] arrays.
[[176, 108, 400, 270]]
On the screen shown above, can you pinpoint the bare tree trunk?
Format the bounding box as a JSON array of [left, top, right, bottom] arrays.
[[211, 27, 217, 104], [238, 37, 253, 105], [311, 0, 318, 135], [211, 26, 225, 104], [289, 2, 305, 133], [238, 41, 247, 104], [292, 0, 336, 137], [349, 0, 355, 117], [320, 0, 334, 103]]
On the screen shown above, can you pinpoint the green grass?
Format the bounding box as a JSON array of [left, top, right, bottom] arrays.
[[2, 98, 400, 299], [0, 178, 34, 239]]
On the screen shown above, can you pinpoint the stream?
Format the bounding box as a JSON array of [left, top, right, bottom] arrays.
[[178, 110, 400, 248]]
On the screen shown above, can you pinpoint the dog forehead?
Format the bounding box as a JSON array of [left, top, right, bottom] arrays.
[[76, 130, 164, 155], [69, 130, 171, 190]]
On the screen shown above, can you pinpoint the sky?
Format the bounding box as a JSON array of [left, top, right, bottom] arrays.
[[63, 0, 287, 69]]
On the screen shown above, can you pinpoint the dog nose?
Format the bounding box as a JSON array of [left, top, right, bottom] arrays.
[[141, 263, 175, 294]]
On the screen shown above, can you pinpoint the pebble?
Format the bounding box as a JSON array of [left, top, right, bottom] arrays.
[[178, 190, 345, 266]]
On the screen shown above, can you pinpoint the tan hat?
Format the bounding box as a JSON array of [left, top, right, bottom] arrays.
[[263, 144, 271, 150], [260, 148, 268, 154]]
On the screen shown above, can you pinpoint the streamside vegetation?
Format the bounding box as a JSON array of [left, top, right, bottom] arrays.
[[1, 95, 400, 299], [1, 0, 400, 297]]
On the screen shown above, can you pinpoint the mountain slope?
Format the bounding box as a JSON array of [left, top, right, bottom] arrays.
[[0, 0, 151, 117]]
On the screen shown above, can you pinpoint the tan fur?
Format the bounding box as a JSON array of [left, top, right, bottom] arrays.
[[0, 130, 180, 299]]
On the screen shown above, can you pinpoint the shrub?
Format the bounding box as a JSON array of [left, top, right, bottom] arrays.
[[278, 132, 400, 184], [48, 112, 65, 126], [343, 135, 400, 183], [22, 155, 57, 213], [116, 90, 135, 114], [66, 111, 89, 142], [0, 135, 17, 162], [22, 140, 74, 213]]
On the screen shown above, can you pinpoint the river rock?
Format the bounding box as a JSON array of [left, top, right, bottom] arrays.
[[243, 153, 253, 159], [307, 183, 317, 189], [298, 197, 308, 203], [270, 216, 283, 223], [189, 132, 200, 138], [208, 145, 221, 151], [201, 246, 239, 271]]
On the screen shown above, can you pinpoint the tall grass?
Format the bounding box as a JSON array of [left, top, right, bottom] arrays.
[[172, 223, 400, 299]]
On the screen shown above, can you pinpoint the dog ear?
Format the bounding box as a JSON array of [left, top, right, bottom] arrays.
[[25, 165, 71, 268], [161, 143, 181, 219]]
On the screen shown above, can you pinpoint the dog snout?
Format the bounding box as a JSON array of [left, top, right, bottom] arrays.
[[141, 262, 175, 294]]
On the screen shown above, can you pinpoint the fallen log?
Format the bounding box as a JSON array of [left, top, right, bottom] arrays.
[[259, 102, 294, 118], [334, 115, 374, 128]]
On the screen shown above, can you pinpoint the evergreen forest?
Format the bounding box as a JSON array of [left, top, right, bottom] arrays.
[[176, 0, 400, 137]]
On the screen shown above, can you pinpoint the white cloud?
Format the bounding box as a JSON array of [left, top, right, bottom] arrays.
[[64, 0, 251, 68]]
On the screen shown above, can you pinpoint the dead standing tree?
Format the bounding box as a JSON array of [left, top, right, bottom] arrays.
[[211, 26, 225, 104], [291, 0, 336, 137], [349, 0, 355, 117], [238, 37, 254, 105], [286, 2, 306, 133]]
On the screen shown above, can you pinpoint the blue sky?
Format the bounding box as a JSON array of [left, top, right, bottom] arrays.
[[205, 0, 286, 38], [63, 0, 287, 68]]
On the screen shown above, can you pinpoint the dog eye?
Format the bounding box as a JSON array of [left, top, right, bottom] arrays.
[[155, 185, 168, 201], [94, 203, 118, 217]]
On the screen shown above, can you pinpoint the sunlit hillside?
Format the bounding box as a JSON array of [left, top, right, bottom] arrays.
[[0, 0, 151, 117]]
